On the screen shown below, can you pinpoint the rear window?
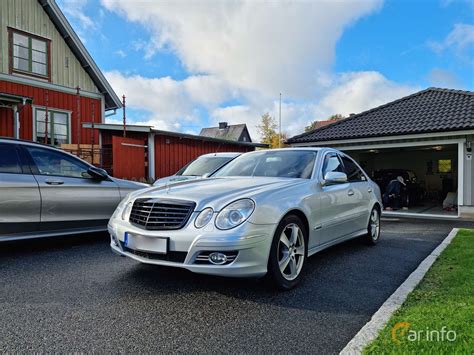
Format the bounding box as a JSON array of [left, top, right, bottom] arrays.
[[0, 143, 22, 174]]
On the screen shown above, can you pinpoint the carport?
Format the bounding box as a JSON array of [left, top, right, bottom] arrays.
[[287, 88, 474, 219]]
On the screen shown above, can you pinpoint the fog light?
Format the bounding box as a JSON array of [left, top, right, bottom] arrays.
[[209, 252, 227, 265]]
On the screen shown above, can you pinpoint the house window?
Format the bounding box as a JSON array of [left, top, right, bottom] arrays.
[[9, 28, 50, 79], [34, 108, 70, 146], [438, 159, 452, 173]]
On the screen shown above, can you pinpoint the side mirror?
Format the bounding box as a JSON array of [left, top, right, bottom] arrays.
[[88, 166, 108, 180], [322, 171, 348, 186]]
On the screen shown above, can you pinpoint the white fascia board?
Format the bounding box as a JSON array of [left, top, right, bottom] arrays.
[[291, 130, 474, 147]]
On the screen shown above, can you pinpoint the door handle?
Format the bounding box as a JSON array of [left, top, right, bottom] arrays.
[[348, 189, 354, 196], [45, 179, 64, 185], [368, 187, 373, 193]]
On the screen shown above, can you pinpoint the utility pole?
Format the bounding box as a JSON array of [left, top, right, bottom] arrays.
[[279, 93, 282, 148]]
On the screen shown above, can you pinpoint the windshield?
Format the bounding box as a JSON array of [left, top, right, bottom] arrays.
[[214, 150, 316, 179], [176, 156, 234, 176]]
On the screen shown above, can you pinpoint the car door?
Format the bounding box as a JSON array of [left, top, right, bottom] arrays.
[[23, 145, 121, 232], [0, 142, 41, 236], [340, 154, 371, 231], [318, 152, 354, 245]]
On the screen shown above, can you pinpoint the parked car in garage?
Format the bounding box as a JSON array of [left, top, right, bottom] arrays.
[[372, 169, 425, 206], [153, 152, 241, 187], [109, 148, 382, 290], [0, 138, 147, 241]]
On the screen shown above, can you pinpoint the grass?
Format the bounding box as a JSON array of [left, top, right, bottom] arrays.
[[364, 229, 474, 354]]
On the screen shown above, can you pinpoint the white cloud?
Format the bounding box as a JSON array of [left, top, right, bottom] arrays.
[[99, 0, 419, 142], [104, 71, 235, 129], [428, 23, 474, 55], [101, 0, 383, 98], [426, 68, 461, 88], [210, 72, 417, 140], [317, 71, 417, 117], [114, 49, 127, 58]]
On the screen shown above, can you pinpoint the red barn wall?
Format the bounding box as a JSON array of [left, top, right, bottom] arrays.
[[154, 134, 253, 178], [0, 81, 101, 144]]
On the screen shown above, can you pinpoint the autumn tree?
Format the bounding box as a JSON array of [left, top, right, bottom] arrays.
[[257, 113, 288, 148]]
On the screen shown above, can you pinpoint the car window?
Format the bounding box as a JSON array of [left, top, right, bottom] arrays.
[[26, 146, 91, 179], [322, 153, 344, 177], [176, 156, 234, 176], [341, 155, 366, 182], [215, 151, 316, 179], [0, 143, 22, 174]]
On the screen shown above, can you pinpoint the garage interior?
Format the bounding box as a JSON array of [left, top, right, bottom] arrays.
[[346, 144, 459, 217]]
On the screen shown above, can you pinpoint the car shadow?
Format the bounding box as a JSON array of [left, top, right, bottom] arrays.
[[0, 232, 108, 257], [112, 236, 389, 315]]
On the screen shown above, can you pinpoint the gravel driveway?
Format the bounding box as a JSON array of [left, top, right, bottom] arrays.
[[1, 218, 472, 353]]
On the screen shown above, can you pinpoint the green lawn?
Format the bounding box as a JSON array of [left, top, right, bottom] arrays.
[[364, 229, 474, 354]]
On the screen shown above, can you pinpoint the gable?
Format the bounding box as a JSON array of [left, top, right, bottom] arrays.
[[0, 0, 121, 109]]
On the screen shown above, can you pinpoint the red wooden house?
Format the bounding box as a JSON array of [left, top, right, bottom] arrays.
[[0, 0, 121, 148], [0, 0, 265, 182]]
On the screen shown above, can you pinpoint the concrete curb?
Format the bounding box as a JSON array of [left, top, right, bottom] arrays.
[[339, 228, 460, 355]]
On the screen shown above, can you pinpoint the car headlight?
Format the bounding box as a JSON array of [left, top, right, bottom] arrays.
[[215, 199, 255, 230], [194, 207, 214, 228]]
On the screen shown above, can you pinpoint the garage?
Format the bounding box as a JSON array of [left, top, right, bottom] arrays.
[[287, 88, 474, 219]]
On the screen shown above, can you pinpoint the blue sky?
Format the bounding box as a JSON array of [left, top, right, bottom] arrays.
[[58, 0, 474, 140]]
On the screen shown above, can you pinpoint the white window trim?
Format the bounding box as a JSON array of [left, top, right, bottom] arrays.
[[32, 105, 72, 145]]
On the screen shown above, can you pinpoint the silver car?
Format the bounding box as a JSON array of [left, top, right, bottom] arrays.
[[153, 152, 241, 187], [109, 148, 382, 289], [0, 138, 147, 241]]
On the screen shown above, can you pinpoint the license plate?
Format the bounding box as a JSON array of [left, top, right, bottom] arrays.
[[124, 232, 168, 254]]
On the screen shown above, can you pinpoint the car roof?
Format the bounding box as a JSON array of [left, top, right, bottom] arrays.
[[0, 137, 93, 166]]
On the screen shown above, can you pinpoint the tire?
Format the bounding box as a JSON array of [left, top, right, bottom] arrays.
[[363, 206, 381, 245], [267, 215, 308, 290]]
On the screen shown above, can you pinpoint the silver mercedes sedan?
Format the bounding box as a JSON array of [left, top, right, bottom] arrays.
[[109, 148, 382, 289]]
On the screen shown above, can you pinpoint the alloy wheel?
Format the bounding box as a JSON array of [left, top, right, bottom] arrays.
[[277, 223, 305, 281], [370, 209, 380, 241]]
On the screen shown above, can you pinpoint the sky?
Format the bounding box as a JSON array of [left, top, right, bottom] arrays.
[[57, 0, 474, 141]]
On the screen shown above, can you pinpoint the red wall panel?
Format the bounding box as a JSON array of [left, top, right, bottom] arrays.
[[154, 134, 253, 178], [112, 135, 147, 180], [0, 80, 101, 144]]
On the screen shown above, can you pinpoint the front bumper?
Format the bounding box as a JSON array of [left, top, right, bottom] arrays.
[[108, 216, 276, 278]]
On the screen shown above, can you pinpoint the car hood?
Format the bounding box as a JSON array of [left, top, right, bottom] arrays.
[[133, 177, 307, 211], [153, 175, 199, 187]]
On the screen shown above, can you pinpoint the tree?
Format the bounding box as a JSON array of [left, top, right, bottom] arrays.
[[256, 113, 288, 149], [304, 113, 346, 132], [329, 114, 345, 121]]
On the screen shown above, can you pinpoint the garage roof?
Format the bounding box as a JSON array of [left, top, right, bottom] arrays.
[[287, 88, 474, 144]]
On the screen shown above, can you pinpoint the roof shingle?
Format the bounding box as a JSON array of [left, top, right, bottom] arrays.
[[287, 88, 474, 144]]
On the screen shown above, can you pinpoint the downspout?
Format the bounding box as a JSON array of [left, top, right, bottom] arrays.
[[12, 104, 19, 139]]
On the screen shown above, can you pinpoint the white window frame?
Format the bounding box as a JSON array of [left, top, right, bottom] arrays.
[[32, 106, 72, 146]]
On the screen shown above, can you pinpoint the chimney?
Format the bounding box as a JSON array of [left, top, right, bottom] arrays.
[[219, 122, 228, 129]]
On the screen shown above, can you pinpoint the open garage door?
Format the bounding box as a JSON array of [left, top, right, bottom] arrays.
[[112, 136, 147, 181], [344, 143, 460, 218]]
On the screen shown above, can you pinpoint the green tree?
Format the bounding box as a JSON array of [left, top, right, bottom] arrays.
[[304, 113, 345, 132]]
